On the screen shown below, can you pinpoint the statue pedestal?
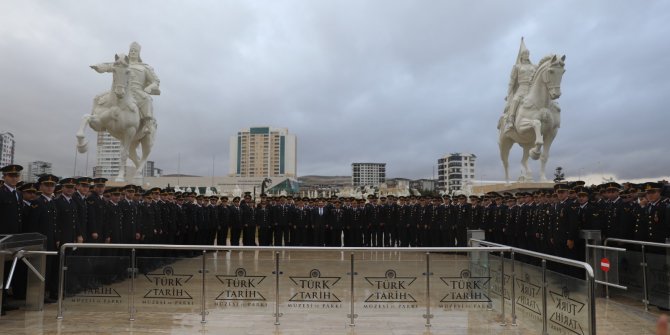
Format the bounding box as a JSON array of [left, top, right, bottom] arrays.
[[472, 182, 555, 195]]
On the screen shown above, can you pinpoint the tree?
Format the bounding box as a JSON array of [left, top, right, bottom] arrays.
[[553, 166, 565, 183]]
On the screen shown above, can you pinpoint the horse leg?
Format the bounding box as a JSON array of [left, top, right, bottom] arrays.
[[539, 130, 557, 182], [520, 146, 533, 181], [128, 140, 140, 173], [76, 115, 92, 153], [115, 132, 134, 182], [134, 123, 156, 178], [499, 137, 514, 183]]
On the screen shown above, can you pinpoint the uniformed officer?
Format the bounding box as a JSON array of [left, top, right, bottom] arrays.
[[119, 185, 140, 244], [0, 165, 24, 235], [256, 194, 272, 246], [1, 165, 24, 313], [637, 182, 669, 244], [86, 178, 107, 248], [216, 196, 230, 247], [29, 174, 59, 301], [228, 196, 242, 246], [454, 194, 471, 247], [326, 199, 345, 247], [240, 193, 256, 246], [271, 196, 291, 246]]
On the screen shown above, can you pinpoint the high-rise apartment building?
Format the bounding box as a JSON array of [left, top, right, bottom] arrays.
[[25, 161, 52, 182], [351, 163, 386, 187], [229, 127, 297, 178], [93, 131, 122, 178], [437, 153, 476, 193], [0, 132, 16, 167]]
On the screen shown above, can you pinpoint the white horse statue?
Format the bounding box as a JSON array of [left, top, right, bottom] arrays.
[[75, 53, 156, 181], [498, 54, 566, 183]]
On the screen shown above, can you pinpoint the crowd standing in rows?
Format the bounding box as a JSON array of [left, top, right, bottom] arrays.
[[2, 163, 669, 313]]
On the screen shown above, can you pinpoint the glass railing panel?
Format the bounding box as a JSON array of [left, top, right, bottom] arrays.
[[354, 250, 425, 330], [63, 253, 130, 314], [278, 250, 350, 326], [135, 255, 202, 317], [488, 252, 513, 316], [646, 250, 670, 309], [431, 251, 497, 329], [586, 246, 620, 285], [513, 260, 544, 331], [615, 249, 644, 300], [546, 268, 591, 335], [205, 250, 275, 319]]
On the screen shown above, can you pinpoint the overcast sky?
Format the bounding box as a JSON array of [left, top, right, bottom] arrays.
[[1, 1, 668, 182]]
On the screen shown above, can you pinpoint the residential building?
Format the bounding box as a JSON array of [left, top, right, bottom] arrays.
[[93, 131, 121, 178], [351, 163, 386, 187], [25, 161, 52, 182], [0, 132, 15, 167], [229, 127, 297, 178], [438, 153, 476, 193], [141, 161, 163, 177]]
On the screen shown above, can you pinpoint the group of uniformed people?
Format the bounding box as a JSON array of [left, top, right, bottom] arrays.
[[2, 162, 669, 313]]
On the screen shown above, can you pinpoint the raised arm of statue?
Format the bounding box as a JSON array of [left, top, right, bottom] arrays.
[[143, 65, 161, 95], [90, 62, 114, 73]]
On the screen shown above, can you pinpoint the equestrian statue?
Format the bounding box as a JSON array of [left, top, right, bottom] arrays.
[[76, 42, 159, 182], [498, 38, 566, 183]]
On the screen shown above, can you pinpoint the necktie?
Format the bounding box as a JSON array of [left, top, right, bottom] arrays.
[[12, 190, 18, 201]]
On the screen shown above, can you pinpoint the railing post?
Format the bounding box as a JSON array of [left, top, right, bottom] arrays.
[[588, 266, 597, 335], [273, 251, 282, 325], [604, 248, 610, 299], [487, 251, 493, 311], [129, 248, 136, 321], [57, 247, 65, 319], [499, 251, 506, 326], [516, 250, 517, 326], [541, 259, 548, 335], [641, 245, 649, 311], [423, 252, 433, 328], [347, 252, 357, 327], [201, 250, 207, 324]]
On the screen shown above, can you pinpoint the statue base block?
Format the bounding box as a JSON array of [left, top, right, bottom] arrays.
[[472, 182, 555, 195]]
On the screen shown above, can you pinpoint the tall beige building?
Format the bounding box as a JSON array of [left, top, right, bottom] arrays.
[[229, 127, 297, 178], [93, 131, 121, 178]]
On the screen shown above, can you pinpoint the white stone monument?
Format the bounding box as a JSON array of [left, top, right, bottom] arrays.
[[76, 42, 160, 182], [497, 38, 566, 183]]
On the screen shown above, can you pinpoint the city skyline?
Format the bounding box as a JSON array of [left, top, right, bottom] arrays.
[[1, 1, 669, 182]]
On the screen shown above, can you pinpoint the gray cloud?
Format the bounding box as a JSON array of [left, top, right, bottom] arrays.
[[1, 0, 668, 181]]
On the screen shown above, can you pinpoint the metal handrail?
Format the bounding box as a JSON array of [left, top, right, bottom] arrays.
[[58, 243, 509, 253], [471, 238, 597, 335], [470, 239, 596, 278], [604, 238, 670, 249], [586, 244, 626, 252]]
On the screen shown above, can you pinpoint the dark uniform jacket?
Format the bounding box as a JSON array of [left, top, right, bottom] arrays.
[[54, 196, 82, 244], [0, 184, 23, 234]]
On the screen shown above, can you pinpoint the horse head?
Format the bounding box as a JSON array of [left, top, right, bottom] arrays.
[[112, 53, 131, 99], [542, 54, 566, 100]]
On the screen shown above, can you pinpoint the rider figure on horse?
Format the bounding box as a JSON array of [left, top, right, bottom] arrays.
[[503, 38, 536, 133], [91, 41, 160, 133]]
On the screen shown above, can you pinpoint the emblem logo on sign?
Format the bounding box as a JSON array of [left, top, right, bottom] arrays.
[[215, 267, 267, 301], [440, 270, 491, 303], [549, 286, 586, 335], [364, 269, 417, 303], [289, 269, 341, 302], [143, 266, 194, 299]]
